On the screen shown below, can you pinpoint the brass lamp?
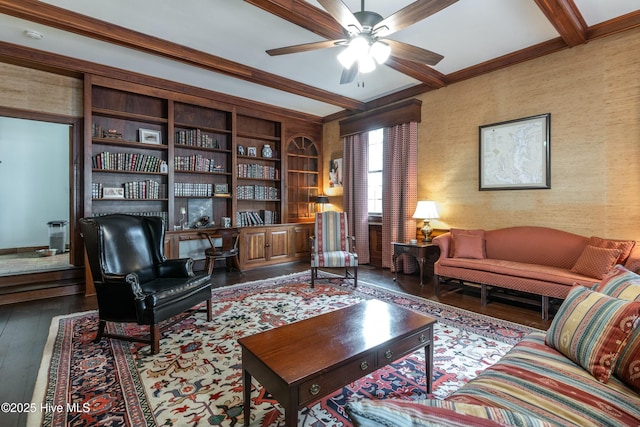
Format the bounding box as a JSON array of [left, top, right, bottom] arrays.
[[412, 201, 439, 242]]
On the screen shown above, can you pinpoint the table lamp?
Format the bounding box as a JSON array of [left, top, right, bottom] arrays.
[[315, 195, 329, 212], [180, 207, 187, 229], [412, 201, 439, 242]]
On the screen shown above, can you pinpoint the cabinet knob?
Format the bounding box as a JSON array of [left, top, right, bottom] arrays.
[[309, 383, 321, 395], [360, 361, 369, 371], [385, 349, 393, 359]]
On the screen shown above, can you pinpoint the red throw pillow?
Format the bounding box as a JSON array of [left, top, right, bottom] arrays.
[[449, 229, 486, 258], [453, 233, 486, 259], [588, 236, 636, 265], [571, 245, 621, 279]]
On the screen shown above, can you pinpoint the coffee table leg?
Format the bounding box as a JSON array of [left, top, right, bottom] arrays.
[[243, 369, 251, 426]]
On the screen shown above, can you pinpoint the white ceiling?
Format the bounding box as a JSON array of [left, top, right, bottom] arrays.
[[0, 0, 638, 117]]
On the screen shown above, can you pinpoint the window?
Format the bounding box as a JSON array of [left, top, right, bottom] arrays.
[[368, 128, 383, 214]]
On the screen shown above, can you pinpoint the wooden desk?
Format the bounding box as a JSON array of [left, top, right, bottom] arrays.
[[392, 242, 440, 286], [238, 299, 435, 426]]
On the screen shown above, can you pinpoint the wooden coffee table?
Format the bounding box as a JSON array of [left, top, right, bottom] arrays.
[[238, 299, 436, 427]]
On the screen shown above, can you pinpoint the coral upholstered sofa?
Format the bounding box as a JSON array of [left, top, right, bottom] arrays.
[[431, 226, 639, 319]]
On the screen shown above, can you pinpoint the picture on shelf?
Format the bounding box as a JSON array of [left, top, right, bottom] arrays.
[[214, 183, 229, 194], [187, 198, 213, 229], [329, 158, 342, 188], [139, 128, 162, 145], [238, 145, 245, 155], [247, 146, 257, 157], [102, 187, 124, 199], [222, 217, 232, 228]]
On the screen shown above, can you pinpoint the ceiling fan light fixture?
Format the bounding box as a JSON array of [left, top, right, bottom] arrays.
[[370, 41, 390, 64], [358, 54, 376, 74], [337, 46, 356, 69]]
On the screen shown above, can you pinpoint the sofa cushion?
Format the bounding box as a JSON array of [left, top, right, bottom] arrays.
[[571, 245, 621, 279], [593, 264, 640, 299], [449, 229, 486, 258], [452, 233, 485, 259], [592, 265, 640, 391], [545, 285, 640, 382], [588, 236, 636, 265], [345, 399, 552, 427]]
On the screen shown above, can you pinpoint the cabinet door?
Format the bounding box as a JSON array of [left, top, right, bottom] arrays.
[[291, 224, 313, 260], [269, 229, 289, 261], [243, 229, 268, 264]]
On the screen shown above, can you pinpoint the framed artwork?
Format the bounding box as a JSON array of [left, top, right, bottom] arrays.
[[479, 113, 551, 190], [328, 158, 342, 189], [139, 128, 162, 145], [102, 187, 124, 199], [247, 146, 257, 157], [187, 198, 213, 228], [214, 183, 229, 194]]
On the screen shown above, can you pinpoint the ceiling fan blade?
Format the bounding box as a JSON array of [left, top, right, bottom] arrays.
[[385, 39, 443, 66], [318, 0, 362, 34], [266, 39, 344, 56], [340, 66, 358, 84], [374, 0, 458, 37]]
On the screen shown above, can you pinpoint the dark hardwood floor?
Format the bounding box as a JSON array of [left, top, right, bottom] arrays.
[[0, 263, 552, 427]]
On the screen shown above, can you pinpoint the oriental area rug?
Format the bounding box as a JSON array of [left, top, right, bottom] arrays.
[[29, 271, 536, 427]]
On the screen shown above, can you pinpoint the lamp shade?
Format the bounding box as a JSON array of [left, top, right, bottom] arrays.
[[412, 201, 439, 220]]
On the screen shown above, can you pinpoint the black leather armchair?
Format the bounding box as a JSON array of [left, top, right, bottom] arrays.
[[80, 214, 212, 354]]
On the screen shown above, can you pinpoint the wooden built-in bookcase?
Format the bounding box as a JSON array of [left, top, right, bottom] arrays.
[[83, 74, 321, 270]]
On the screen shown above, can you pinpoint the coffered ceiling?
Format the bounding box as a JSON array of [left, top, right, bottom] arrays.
[[0, 0, 638, 118]]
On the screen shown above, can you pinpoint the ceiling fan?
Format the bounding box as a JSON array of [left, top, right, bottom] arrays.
[[266, 0, 458, 84]]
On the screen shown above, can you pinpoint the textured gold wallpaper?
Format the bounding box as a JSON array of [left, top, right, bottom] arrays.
[[324, 27, 640, 240]]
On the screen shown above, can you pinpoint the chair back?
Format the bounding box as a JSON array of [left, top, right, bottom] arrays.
[[80, 214, 165, 284], [314, 211, 350, 253]]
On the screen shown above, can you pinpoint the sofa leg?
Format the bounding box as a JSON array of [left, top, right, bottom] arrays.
[[481, 284, 488, 306], [542, 296, 549, 320], [433, 275, 440, 294], [150, 324, 160, 355]]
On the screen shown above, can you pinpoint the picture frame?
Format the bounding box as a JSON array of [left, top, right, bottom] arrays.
[[187, 198, 213, 228], [222, 217, 232, 228], [247, 146, 257, 157], [328, 158, 343, 189], [479, 113, 551, 191], [139, 128, 162, 145], [214, 183, 229, 194], [102, 187, 124, 199]]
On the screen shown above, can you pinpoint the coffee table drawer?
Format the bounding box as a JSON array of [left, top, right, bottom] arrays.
[[377, 327, 431, 364], [298, 355, 374, 405]]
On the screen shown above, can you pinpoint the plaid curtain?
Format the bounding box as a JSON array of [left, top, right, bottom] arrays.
[[382, 122, 418, 271], [343, 132, 370, 264]]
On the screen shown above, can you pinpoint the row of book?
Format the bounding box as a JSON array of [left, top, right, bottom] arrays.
[[236, 210, 279, 227], [236, 185, 279, 200], [237, 163, 278, 179], [91, 181, 166, 199], [92, 151, 164, 173], [175, 155, 225, 173], [175, 129, 220, 148], [174, 182, 213, 197]]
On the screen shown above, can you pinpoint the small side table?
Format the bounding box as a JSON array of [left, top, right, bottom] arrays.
[[392, 242, 440, 286]]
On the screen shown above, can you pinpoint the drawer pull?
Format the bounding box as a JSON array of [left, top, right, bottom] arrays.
[[309, 383, 321, 395], [360, 361, 369, 371], [385, 349, 393, 359], [419, 333, 427, 343]]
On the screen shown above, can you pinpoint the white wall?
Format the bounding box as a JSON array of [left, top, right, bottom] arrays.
[[0, 117, 70, 249]]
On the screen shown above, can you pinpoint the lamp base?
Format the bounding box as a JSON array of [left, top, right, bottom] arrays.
[[421, 220, 433, 242]]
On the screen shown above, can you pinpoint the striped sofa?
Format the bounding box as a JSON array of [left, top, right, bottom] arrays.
[[433, 226, 640, 319], [347, 265, 640, 426]]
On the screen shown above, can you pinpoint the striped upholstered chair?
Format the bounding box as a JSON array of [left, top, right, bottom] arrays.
[[310, 211, 358, 287]]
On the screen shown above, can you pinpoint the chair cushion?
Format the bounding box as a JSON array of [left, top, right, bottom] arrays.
[[311, 251, 357, 268], [141, 274, 211, 308], [315, 211, 350, 253]]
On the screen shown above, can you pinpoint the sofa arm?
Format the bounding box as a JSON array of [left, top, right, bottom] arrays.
[[433, 232, 451, 262]]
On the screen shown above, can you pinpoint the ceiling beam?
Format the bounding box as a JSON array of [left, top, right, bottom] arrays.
[[533, 0, 587, 47], [0, 0, 365, 111]]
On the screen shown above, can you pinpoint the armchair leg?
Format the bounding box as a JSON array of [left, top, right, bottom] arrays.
[[353, 266, 358, 288], [311, 267, 316, 288], [206, 298, 213, 322], [94, 319, 107, 344], [150, 324, 160, 355]]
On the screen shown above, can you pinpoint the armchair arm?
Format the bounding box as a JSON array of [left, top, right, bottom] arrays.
[[157, 258, 195, 278]]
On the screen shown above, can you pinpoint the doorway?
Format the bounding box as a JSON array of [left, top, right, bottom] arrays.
[[0, 116, 72, 275]]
